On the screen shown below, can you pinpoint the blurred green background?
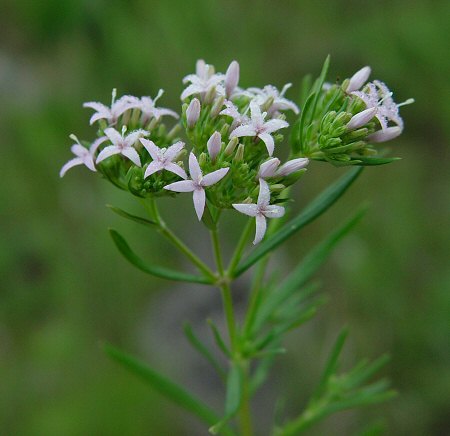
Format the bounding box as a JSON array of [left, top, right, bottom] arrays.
[[1, 0, 449, 434]]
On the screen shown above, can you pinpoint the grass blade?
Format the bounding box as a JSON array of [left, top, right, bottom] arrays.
[[107, 204, 157, 227]]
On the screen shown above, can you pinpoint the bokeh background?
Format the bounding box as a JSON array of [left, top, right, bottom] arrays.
[[1, 0, 449, 434]]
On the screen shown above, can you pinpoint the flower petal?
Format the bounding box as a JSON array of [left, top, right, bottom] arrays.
[[188, 152, 202, 181], [258, 132, 275, 156], [164, 180, 195, 192], [59, 157, 83, 177], [253, 214, 267, 245], [104, 128, 123, 145], [181, 84, 204, 100], [89, 136, 108, 154], [144, 161, 163, 178], [165, 141, 185, 161], [125, 129, 149, 147], [165, 162, 187, 179], [232, 203, 258, 217], [96, 146, 120, 163], [121, 147, 141, 166], [230, 124, 257, 138], [257, 179, 271, 207], [202, 167, 229, 186], [263, 205, 285, 218], [264, 119, 289, 134], [140, 138, 159, 160], [250, 100, 264, 125], [193, 188, 206, 220]]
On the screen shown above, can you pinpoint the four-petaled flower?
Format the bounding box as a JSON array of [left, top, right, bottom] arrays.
[[140, 139, 187, 179], [181, 59, 224, 101], [83, 90, 139, 126], [164, 153, 229, 220], [233, 179, 285, 245], [138, 89, 179, 124], [220, 100, 249, 130], [248, 84, 299, 116], [96, 127, 149, 167], [230, 101, 289, 156], [60, 135, 108, 177], [352, 80, 407, 131]]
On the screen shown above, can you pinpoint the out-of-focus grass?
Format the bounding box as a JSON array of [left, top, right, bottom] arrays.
[[1, 0, 449, 434]]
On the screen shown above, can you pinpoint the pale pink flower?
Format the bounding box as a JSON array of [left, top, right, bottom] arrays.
[[257, 157, 309, 179], [140, 139, 187, 179], [181, 59, 224, 100], [164, 153, 229, 220], [138, 89, 179, 124], [233, 179, 285, 245], [96, 127, 148, 167], [247, 84, 299, 115], [207, 132, 222, 161], [230, 101, 289, 156], [219, 100, 249, 130], [346, 66, 371, 93], [186, 98, 201, 128], [346, 107, 377, 130]]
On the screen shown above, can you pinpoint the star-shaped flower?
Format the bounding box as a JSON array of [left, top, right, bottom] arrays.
[[164, 153, 229, 220], [248, 84, 299, 115], [60, 135, 108, 177], [96, 127, 149, 167], [140, 139, 187, 179], [230, 101, 289, 156], [233, 179, 285, 245], [181, 59, 224, 101], [138, 89, 179, 124], [219, 100, 249, 130], [83, 90, 139, 126], [352, 80, 413, 131], [257, 157, 309, 179]]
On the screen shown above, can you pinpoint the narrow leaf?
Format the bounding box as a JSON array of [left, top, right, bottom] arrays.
[[309, 55, 331, 124], [251, 206, 367, 332], [107, 204, 157, 227], [183, 323, 225, 378], [233, 166, 363, 277], [109, 229, 212, 284], [207, 319, 231, 358], [104, 344, 234, 435], [354, 156, 401, 166], [210, 363, 243, 434]]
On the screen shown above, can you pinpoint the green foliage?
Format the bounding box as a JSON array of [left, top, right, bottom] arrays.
[[109, 229, 211, 284]]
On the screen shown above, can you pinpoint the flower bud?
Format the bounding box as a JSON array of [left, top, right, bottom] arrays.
[[207, 131, 222, 161], [225, 60, 240, 97], [346, 107, 377, 130], [233, 144, 245, 163], [186, 98, 201, 128], [199, 152, 208, 167], [275, 158, 309, 177], [346, 66, 371, 93], [210, 95, 225, 118], [367, 126, 402, 143], [224, 137, 239, 156], [257, 158, 280, 179]]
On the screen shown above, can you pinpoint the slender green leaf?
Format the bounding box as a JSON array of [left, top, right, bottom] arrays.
[[109, 229, 212, 284], [311, 328, 349, 401], [210, 363, 243, 434], [251, 206, 367, 332], [354, 156, 401, 166], [104, 344, 234, 435], [207, 319, 231, 357], [183, 323, 225, 378], [309, 55, 331, 124], [107, 204, 157, 227], [250, 354, 276, 395], [342, 355, 390, 390], [292, 93, 315, 153], [233, 166, 363, 277]]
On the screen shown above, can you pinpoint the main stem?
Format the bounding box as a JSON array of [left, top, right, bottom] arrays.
[[210, 227, 254, 436]]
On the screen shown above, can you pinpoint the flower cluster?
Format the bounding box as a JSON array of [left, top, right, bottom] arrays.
[[60, 59, 412, 243]]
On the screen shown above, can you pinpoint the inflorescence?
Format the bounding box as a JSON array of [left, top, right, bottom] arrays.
[[60, 59, 413, 244]]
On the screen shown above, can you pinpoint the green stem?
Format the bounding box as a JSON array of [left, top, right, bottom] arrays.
[[227, 218, 253, 276], [144, 198, 216, 281], [239, 360, 254, 436]]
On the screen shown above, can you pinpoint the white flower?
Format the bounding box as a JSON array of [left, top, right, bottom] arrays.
[[346, 66, 371, 93], [60, 135, 107, 177], [219, 100, 249, 130], [140, 139, 187, 179], [257, 157, 309, 179], [181, 59, 224, 101], [233, 179, 285, 245], [164, 153, 229, 220], [186, 98, 201, 128], [138, 89, 179, 123], [83, 89, 139, 126], [96, 127, 149, 167], [230, 101, 289, 156], [352, 80, 412, 131], [247, 84, 299, 115]]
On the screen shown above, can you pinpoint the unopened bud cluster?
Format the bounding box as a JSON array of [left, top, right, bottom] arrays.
[[60, 59, 412, 243]]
